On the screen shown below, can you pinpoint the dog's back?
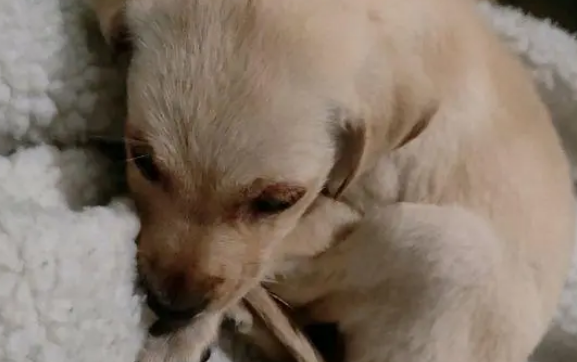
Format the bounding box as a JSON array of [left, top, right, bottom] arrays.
[[376, 0, 575, 320]]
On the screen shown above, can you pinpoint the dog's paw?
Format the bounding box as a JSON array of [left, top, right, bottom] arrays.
[[224, 302, 254, 334], [137, 314, 222, 362], [137, 334, 211, 362]]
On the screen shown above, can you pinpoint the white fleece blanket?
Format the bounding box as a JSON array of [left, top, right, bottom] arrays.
[[0, 1, 576, 362]]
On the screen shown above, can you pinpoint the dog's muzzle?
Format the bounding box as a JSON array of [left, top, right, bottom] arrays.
[[146, 289, 209, 322]]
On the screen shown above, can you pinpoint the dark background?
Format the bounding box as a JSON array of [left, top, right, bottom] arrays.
[[497, 0, 577, 33]]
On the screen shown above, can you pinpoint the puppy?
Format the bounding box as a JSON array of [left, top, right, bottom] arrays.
[[89, 0, 576, 362]]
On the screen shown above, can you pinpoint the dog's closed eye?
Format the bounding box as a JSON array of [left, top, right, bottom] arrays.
[[129, 145, 160, 182], [248, 183, 306, 218], [252, 193, 293, 215]]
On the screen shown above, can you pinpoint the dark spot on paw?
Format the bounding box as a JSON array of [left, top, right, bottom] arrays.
[[303, 322, 344, 362], [200, 348, 211, 362]]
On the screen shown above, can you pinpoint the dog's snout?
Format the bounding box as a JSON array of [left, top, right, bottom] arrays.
[[137, 248, 231, 322], [143, 271, 212, 321], [146, 289, 209, 321]]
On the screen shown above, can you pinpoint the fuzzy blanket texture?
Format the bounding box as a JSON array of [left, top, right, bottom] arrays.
[[0, 1, 576, 362]]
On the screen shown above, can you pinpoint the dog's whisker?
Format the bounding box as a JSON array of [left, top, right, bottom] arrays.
[[125, 154, 151, 163], [261, 277, 280, 285], [266, 290, 292, 309]]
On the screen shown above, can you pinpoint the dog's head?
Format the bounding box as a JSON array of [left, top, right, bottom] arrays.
[[93, 0, 374, 320]]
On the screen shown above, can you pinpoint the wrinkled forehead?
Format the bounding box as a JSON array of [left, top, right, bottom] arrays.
[[128, 82, 334, 189], [126, 55, 334, 193], [123, 0, 350, 189]]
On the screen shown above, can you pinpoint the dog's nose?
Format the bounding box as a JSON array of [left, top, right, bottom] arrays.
[[146, 290, 209, 321]]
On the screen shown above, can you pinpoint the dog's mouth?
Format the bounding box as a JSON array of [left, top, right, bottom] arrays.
[[146, 292, 205, 321], [146, 292, 207, 337]]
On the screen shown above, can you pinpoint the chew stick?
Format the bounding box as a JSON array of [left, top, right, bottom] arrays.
[[244, 286, 325, 362]]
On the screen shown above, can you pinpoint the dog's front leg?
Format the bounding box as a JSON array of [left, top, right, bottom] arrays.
[[137, 312, 223, 362], [326, 203, 548, 362], [271, 202, 551, 362]]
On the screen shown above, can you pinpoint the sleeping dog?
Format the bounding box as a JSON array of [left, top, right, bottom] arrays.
[[89, 0, 576, 361]]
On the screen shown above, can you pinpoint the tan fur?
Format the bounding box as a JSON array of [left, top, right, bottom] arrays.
[[89, 0, 576, 361], [243, 288, 325, 362]]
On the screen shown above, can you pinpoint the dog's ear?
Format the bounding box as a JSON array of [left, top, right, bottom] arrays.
[[89, 0, 132, 56], [323, 102, 435, 199], [324, 109, 368, 199]]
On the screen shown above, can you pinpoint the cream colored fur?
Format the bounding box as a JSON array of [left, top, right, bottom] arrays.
[[89, 0, 576, 361]]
